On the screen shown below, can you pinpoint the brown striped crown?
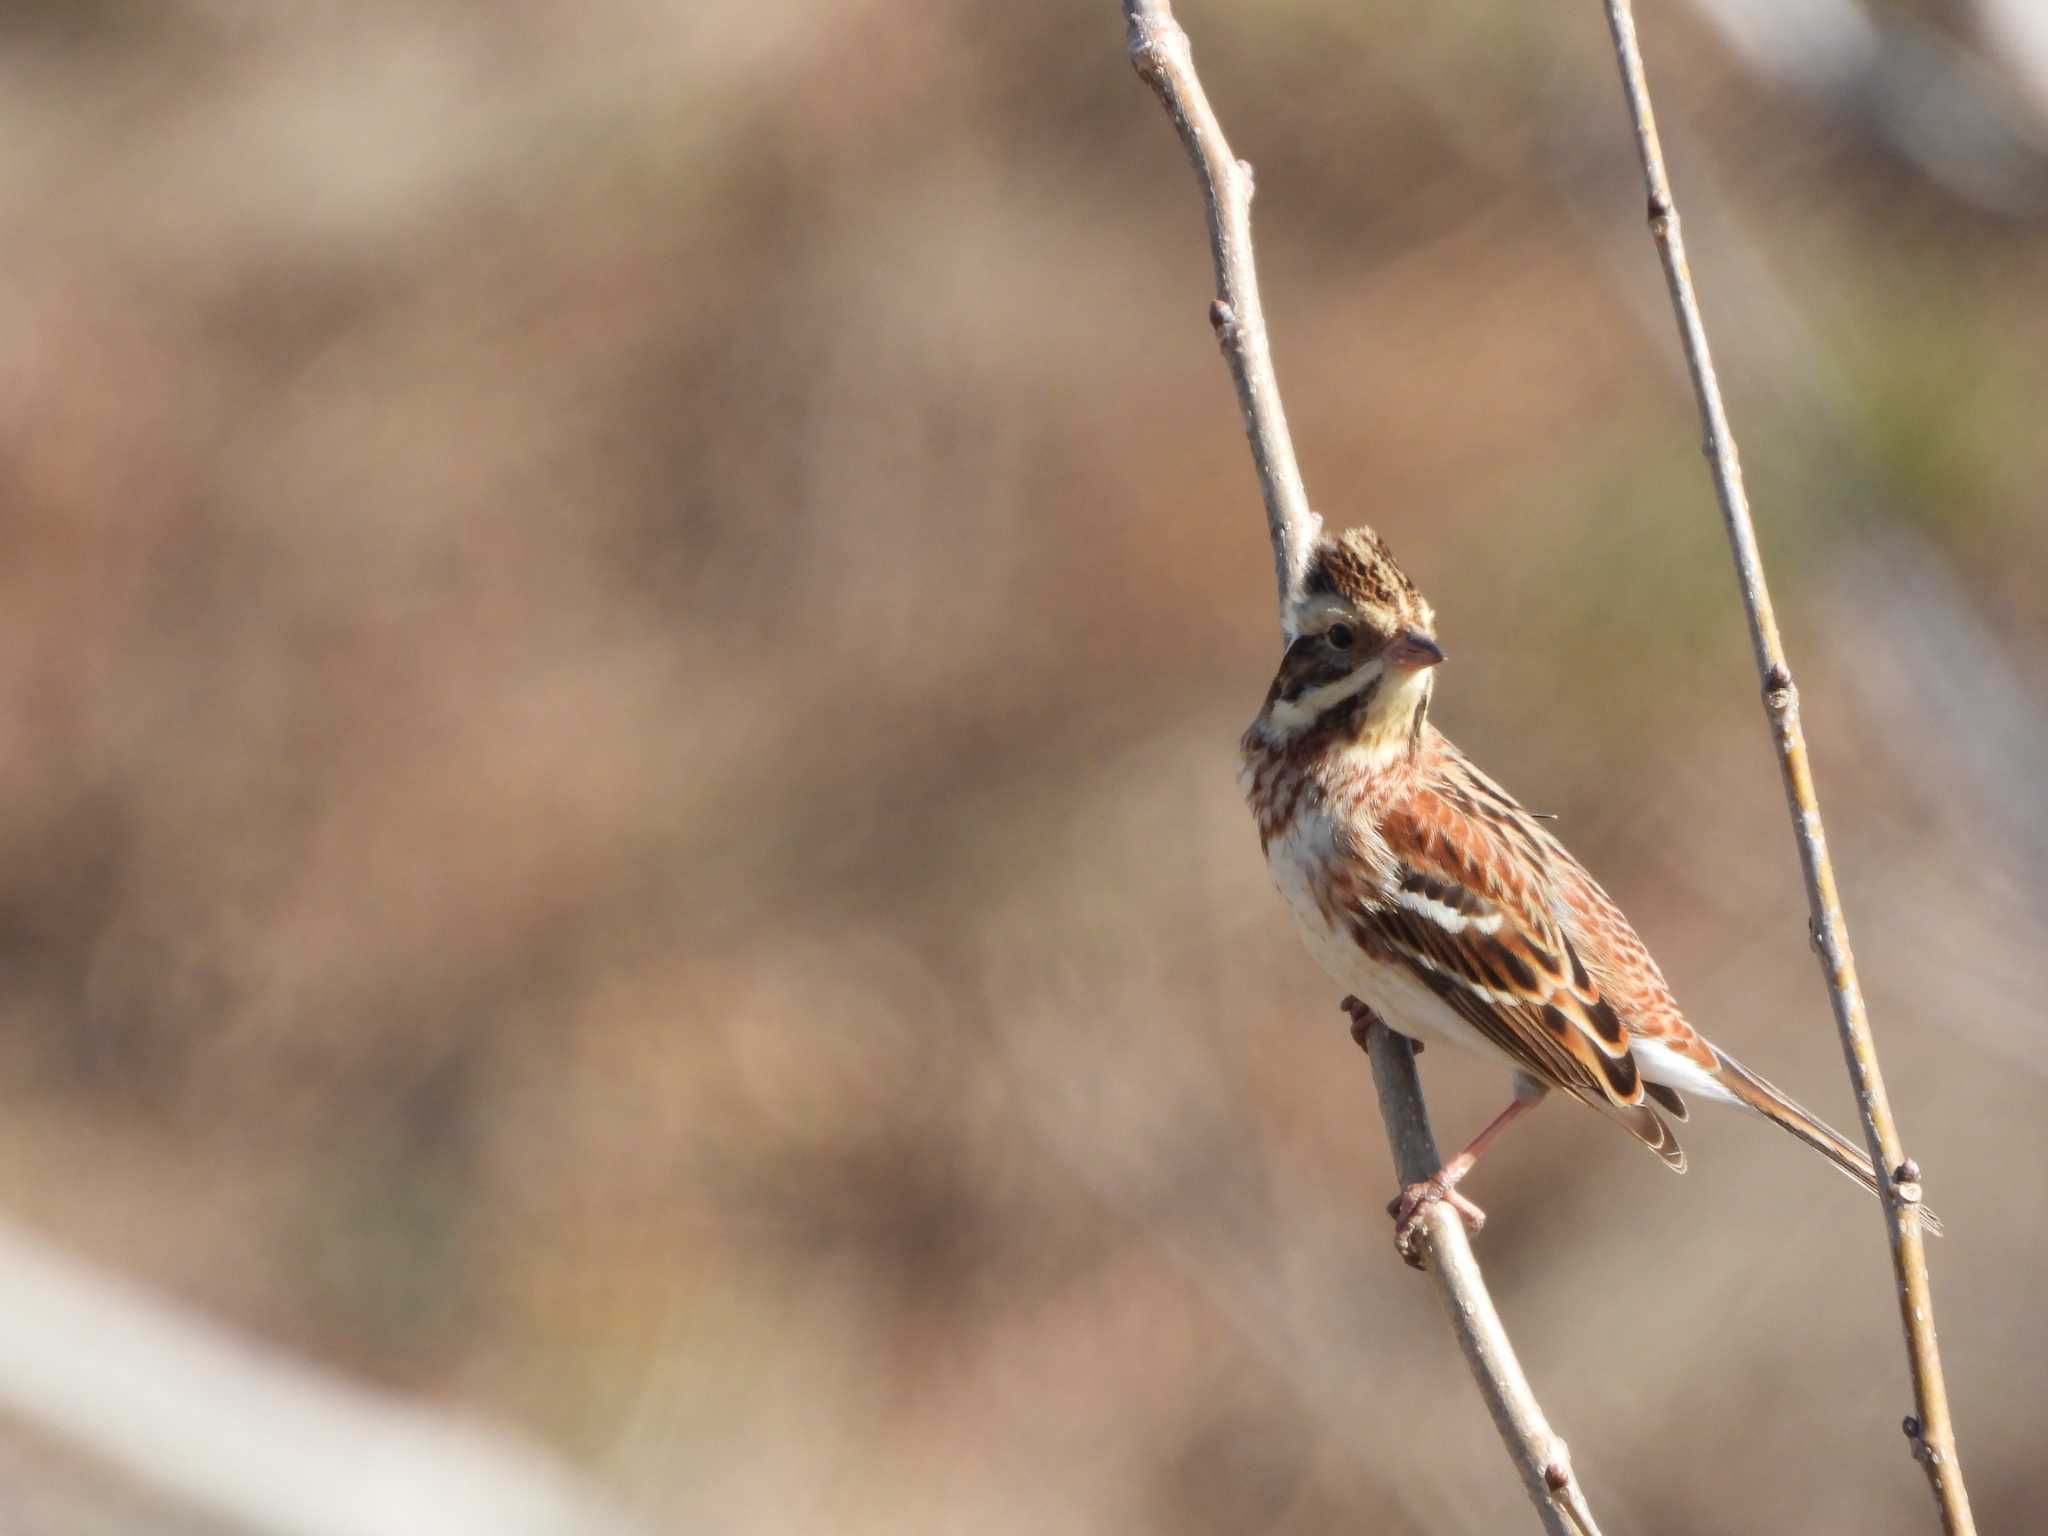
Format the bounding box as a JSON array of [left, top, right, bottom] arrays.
[[1295, 526, 1435, 643]]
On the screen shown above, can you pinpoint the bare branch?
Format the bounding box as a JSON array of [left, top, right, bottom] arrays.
[[1361, 1022, 1605, 1536], [1597, 3, 1975, 1530], [1121, 0, 1320, 616], [1120, 5, 1603, 1530]]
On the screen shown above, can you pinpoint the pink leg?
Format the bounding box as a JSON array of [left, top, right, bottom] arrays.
[[1388, 1090, 1547, 1268]]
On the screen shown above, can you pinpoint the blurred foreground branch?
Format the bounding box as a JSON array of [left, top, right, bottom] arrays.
[[1119, 4, 1600, 1530], [0, 1218, 633, 1536], [1597, 3, 1975, 1531]]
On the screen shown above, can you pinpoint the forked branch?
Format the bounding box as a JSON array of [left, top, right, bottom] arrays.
[[1596, 3, 1973, 1530], [1120, 4, 1602, 1531]]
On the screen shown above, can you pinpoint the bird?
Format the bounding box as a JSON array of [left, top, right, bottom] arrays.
[[1238, 524, 1938, 1259]]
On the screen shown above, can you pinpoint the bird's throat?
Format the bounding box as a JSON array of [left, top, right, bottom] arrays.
[[1332, 667, 1432, 774]]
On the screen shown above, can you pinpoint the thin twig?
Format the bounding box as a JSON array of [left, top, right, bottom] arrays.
[[1360, 1021, 1604, 1536], [1121, 0, 1320, 615], [1596, 4, 1974, 1531], [1119, 5, 1603, 1530]]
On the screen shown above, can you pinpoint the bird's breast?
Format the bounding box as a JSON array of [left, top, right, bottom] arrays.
[[1245, 752, 1508, 1060]]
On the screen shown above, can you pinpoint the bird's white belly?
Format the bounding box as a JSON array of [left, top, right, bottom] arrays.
[[1264, 804, 1527, 1076]]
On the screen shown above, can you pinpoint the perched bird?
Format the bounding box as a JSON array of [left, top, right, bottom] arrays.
[[1239, 525, 1937, 1256]]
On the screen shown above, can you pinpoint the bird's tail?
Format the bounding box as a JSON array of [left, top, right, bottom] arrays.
[[1712, 1048, 1943, 1236]]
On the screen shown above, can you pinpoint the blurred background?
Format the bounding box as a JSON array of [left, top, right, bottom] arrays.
[[1, 0, 2043, 1531]]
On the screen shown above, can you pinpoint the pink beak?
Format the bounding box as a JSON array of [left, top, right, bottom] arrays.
[[1384, 629, 1447, 671]]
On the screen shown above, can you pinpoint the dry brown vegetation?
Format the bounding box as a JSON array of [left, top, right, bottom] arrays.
[[1, 2, 2045, 1530]]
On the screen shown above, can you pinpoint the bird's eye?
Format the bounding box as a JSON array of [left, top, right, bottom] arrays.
[[1326, 623, 1356, 650]]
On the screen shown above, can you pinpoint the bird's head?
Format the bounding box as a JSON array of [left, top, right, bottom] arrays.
[[1255, 525, 1444, 759]]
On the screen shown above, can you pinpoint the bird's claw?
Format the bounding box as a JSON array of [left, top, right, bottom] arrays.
[[1342, 997, 1420, 1054], [1387, 1178, 1486, 1269]]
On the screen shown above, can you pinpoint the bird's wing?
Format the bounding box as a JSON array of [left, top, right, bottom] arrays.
[[1350, 761, 1684, 1168]]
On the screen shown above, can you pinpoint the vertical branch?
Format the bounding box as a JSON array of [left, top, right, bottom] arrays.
[[1120, 4, 1602, 1530], [1122, 0, 1321, 613], [1596, 4, 1974, 1531]]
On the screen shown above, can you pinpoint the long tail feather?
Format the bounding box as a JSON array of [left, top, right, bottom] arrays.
[[1713, 1049, 1943, 1235]]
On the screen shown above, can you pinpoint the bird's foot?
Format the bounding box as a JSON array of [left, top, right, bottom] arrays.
[[1342, 996, 1420, 1054], [1387, 1176, 1485, 1270]]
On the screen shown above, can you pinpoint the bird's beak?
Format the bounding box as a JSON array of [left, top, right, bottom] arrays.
[[1384, 630, 1446, 671]]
